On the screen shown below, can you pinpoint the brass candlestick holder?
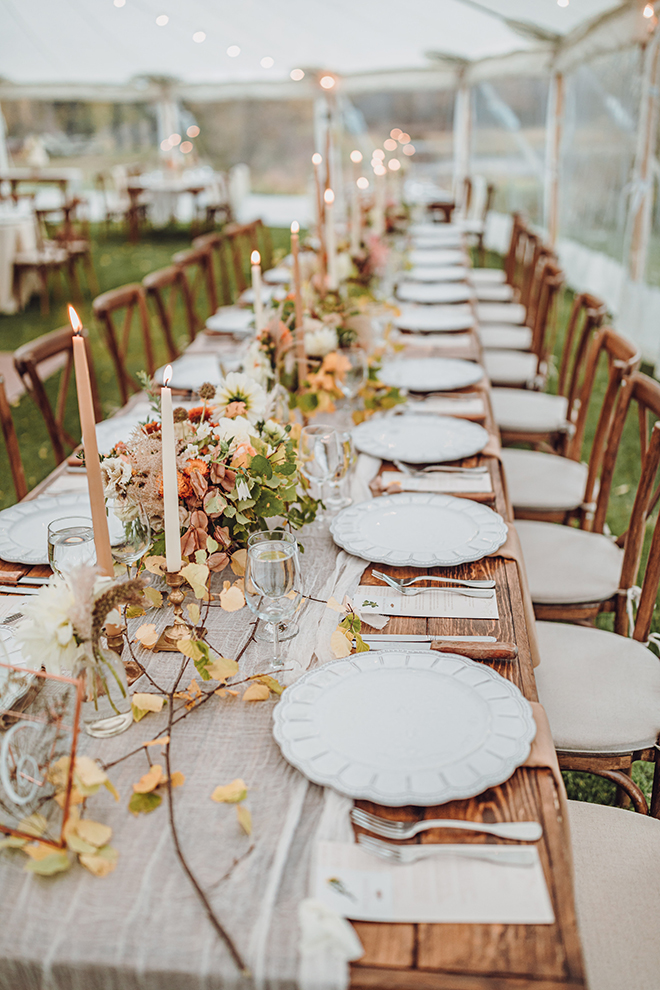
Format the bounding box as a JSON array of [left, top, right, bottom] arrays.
[[154, 570, 205, 652]]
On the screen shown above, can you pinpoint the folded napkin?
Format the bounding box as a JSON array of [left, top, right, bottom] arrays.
[[379, 469, 493, 494], [313, 841, 554, 925], [355, 584, 499, 620]]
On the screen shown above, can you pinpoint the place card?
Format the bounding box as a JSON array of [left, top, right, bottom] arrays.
[[380, 470, 492, 494], [314, 841, 555, 924], [355, 584, 499, 620], [406, 395, 486, 418]]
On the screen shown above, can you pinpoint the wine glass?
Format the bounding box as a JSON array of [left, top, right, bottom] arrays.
[[244, 541, 302, 669], [48, 516, 96, 578], [337, 345, 368, 426], [298, 425, 342, 516], [247, 530, 301, 642], [325, 431, 356, 512], [105, 497, 151, 578]]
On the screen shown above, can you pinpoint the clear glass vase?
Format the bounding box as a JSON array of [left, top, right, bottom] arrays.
[[77, 648, 133, 738]]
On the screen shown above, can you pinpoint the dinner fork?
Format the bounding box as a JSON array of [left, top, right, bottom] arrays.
[[357, 835, 536, 867], [0, 613, 23, 626], [393, 459, 488, 476], [351, 808, 542, 842], [372, 569, 495, 591]]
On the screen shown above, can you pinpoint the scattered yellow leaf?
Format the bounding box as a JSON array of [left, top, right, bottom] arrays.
[[66, 833, 97, 856], [211, 778, 248, 804], [326, 596, 345, 613], [236, 804, 252, 836], [242, 682, 270, 702], [74, 757, 107, 791], [186, 602, 201, 626], [143, 555, 167, 575], [144, 736, 170, 747], [75, 820, 112, 849], [169, 771, 185, 789], [181, 562, 210, 600], [176, 638, 203, 662], [135, 623, 159, 649], [126, 604, 146, 619], [24, 852, 71, 875], [215, 688, 239, 698], [330, 627, 352, 659], [206, 655, 239, 681], [251, 675, 284, 696], [79, 845, 119, 877], [219, 581, 245, 612], [24, 841, 57, 861], [104, 778, 120, 802], [128, 791, 162, 815], [230, 548, 247, 576], [143, 587, 163, 609], [133, 764, 165, 794], [131, 693, 165, 714]]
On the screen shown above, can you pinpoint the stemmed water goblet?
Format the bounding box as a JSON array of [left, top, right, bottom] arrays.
[[337, 345, 368, 425], [247, 530, 301, 643], [47, 515, 96, 578], [105, 497, 151, 578], [244, 539, 303, 669], [298, 425, 342, 519], [325, 431, 356, 512]]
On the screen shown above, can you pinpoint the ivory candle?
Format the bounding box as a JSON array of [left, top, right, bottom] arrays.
[[311, 152, 326, 270], [290, 221, 307, 385], [324, 188, 338, 290], [160, 366, 182, 573], [251, 250, 264, 331], [349, 150, 363, 256], [68, 306, 114, 577]]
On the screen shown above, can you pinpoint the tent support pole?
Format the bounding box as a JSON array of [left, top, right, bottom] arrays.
[[453, 79, 472, 207], [543, 72, 564, 247], [628, 33, 660, 282]]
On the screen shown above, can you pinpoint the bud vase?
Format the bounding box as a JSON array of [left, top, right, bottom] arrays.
[[78, 649, 133, 738]]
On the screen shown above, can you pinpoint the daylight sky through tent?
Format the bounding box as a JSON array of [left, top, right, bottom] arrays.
[[0, 0, 624, 85]]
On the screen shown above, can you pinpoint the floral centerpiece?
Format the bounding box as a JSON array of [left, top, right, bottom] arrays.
[[100, 374, 320, 561]]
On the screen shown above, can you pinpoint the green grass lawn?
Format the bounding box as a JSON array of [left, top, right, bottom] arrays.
[[1, 234, 657, 811]]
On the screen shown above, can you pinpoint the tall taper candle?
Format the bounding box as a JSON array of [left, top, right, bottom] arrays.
[[290, 221, 307, 385], [349, 150, 363, 256], [251, 250, 264, 331], [312, 153, 326, 272], [68, 305, 114, 577], [324, 188, 338, 290], [160, 366, 182, 573]]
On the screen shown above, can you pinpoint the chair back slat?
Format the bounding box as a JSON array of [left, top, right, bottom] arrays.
[[192, 232, 233, 307], [14, 326, 102, 465], [171, 244, 218, 324], [143, 266, 190, 356], [93, 283, 155, 406], [559, 293, 607, 415], [529, 259, 564, 363], [0, 376, 27, 501]]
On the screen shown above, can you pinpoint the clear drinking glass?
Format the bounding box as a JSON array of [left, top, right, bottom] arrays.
[[47, 516, 96, 578], [244, 541, 302, 669], [337, 345, 368, 401], [105, 497, 151, 577], [247, 530, 301, 642], [298, 425, 342, 516], [325, 431, 356, 512]]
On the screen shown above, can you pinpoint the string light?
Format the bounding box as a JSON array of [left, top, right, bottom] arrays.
[[186, 125, 200, 138], [644, 3, 655, 16], [260, 56, 274, 68], [192, 31, 206, 42], [156, 14, 168, 25], [350, 150, 363, 163], [388, 159, 401, 171], [169, 133, 181, 146], [398, 132, 411, 144], [372, 149, 385, 160], [320, 75, 336, 89], [113, 0, 125, 7], [402, 144, 415, 156], [180, 141, 193, 154], [373, 164, 386, 176], [312, 153, 323, 165], [384, 138, 397, 151], [390, 128, 402, 139], [356, 176, 369, 190], [557, 0, 569, 7], [227, 45, 240, 57], [160, 139, 171, 151], [290, 68, 305, 80]]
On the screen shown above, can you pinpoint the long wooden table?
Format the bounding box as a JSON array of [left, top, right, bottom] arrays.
[[0, 311, 586, 989]]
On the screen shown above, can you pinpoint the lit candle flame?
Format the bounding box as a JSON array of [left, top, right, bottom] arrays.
[[312, 153, 323, 165], [68, 304, 83, 335], [324, 188, 335, 205], [644, 2, 654, 15], [251, 250, 261, 265], [163, 365, 173, 387], [291, 220, 299, 234]]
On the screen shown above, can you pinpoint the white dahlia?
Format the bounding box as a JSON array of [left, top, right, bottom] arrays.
[[215, 371, 267, 424]]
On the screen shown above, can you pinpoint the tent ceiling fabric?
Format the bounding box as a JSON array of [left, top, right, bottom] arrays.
[[0, 0, 628, 87]]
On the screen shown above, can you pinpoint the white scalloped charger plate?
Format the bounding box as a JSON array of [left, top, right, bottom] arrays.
[[0, 493, 91, 564], [394, 305, 475, 333], [273, 651, 535, 806], [405, 266, 469, 283], [329, 491, 507, 567], [351, 414, 489, 464], [378, 357, 484, 392], [397, 281, 473, 305]]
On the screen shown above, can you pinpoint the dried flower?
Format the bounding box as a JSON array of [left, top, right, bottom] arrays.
[[198, 382, 217, 400], [173, 407, 189, 423]]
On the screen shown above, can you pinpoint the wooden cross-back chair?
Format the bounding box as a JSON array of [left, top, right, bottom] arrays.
[[533, 371, 660, 817], [470, 212, 527, 294], [13, 325, 102, 466], [92, 284, 154, 407], [192, 232, 233, 308], [142, 266, 192, 357], [0, 375, 27, 501], [223, 220, 261, 293], [171, 243, 217, 325], [503, 326, 640, 526]]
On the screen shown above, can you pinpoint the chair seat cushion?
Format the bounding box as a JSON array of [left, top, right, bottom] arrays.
[[537, 621, 660, 752], [475, 284, 515, 303], [470, 268, 506, 285], [479, 325, 532, 351], [491, 388, 568, 434], [568, 800, 660, 990], [483, 350, 538, 387], [501, 448, 588, 512], [457, 218, 484, 235], [477, 301, 527, 325], [516, 520, 624, 604]]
